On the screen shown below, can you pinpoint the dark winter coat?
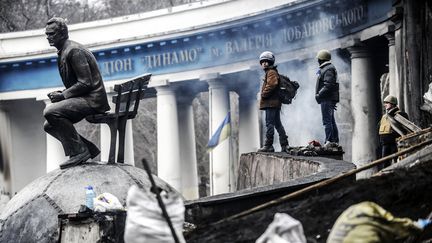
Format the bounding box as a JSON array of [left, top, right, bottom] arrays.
[[315, 61, 339, 104], [58, 40, 110, 113], [259, 67, 281, 110]]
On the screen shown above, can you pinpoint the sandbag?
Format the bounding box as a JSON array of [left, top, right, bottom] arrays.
[[124, 185, 186, 243], [256, 213, 306, 243], [94, 192, 124, 212], [327, 201, 422, 243]]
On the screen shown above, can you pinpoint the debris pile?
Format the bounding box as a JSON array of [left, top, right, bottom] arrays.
[[288, 140, 344, 157], [185, 160, 432, 242]]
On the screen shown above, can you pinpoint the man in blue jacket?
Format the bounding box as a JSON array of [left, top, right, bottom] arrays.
[[315, 49, 339, 148], [44, 17, 110, 169]]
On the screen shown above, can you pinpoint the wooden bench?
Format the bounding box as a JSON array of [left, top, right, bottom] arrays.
[[86, 73, 152, 164]]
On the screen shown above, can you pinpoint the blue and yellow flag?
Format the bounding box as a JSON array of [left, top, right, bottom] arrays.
[[207, 111, 231, 149]]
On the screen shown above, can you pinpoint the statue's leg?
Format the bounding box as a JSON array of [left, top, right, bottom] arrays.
[[43, 98, 94, 157], [44, 120, 71, 156]]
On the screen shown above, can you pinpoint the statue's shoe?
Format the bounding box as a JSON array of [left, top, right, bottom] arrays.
[[60, 149, 91, 169], [81, 137, 101, 159]]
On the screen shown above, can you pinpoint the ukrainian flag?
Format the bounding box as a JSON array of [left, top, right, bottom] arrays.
[[207, 111, 231, 149]]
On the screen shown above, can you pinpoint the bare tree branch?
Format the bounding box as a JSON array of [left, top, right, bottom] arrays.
[[19, 0, 31, 29], [47, 0, 53, 18]]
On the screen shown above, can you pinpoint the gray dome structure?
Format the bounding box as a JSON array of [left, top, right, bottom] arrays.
[[0, 162, 177, 242]]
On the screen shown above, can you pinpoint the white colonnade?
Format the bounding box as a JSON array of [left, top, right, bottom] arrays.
[[177, 93, 199, 199], [348, 45, 379, 178], [201, 73, 232, 195]]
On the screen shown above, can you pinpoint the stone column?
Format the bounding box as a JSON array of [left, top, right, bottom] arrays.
[[177, 94, 199, 200], [43, 100, 67, 172], [385, 31, 400, 102], [100, 93, 135, 165], [0, 103, 12, 195], [238, 92, 260, 155], [201, 73, 232, 195], [156, 83, 182, 192], [347, 45, 379, 178]]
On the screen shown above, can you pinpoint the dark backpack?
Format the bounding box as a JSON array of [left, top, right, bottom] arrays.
[[278, 74, 299, 104]]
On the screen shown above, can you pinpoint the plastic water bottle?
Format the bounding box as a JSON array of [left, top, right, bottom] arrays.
[[85, 185, 95, 210]]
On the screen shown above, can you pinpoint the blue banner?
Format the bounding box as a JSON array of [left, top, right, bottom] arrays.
[[0, 0, 391, 92]]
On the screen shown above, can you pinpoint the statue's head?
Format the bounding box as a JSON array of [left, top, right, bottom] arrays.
[[45, 17, 69, 48]]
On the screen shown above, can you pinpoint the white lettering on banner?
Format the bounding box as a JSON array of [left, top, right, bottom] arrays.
[[142, 48, 202, 69], [99, 4, 366, 73], [282, 5, 365, 43], [211, 47, 222, 57], [225, 34, 273, 55], [102, 58, 133, 76]]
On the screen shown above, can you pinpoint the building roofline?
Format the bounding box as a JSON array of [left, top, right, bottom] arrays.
[[0, 0, 299, 59]]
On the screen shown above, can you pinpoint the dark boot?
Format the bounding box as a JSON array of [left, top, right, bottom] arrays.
[[60, 148, 91, 169], [280, 144, 291, 153], [81, 136, 101, 159], [258, 145, 275, 152], [280, 135, 289, 153]]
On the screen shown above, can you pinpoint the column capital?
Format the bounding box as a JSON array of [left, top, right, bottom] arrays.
[[150, 79, 170, 89], [200, 73, 226, 89], [155, 84, 176, 96], [199, 72, 220, 82], [347, 45, 371, 59]]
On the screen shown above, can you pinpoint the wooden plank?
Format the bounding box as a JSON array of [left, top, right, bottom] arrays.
[[393, 113, 422, 132], [112, 88, 156, 104], [113, 73, 151, 92]]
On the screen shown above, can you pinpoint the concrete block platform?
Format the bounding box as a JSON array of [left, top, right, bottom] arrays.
[[185, 153, 355, 224]]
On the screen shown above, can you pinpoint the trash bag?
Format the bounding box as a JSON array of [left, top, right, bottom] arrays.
[[94, 192, 124, 212], [256, 213, 306, 243], [124, 185, 186, 243], [327, 201, 422, 243]]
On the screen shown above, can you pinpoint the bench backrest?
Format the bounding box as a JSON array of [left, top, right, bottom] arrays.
[[112, 73, 152, 118]]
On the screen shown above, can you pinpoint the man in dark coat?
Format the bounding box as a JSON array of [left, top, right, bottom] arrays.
[[257, 51, 289, 153], [44, 17, 110, 169], [315, 49, 339, 148]]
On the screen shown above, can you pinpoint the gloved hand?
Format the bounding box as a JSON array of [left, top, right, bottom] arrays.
[[315, 94, 320, 103], [416, 218, 431, 229], [47, 91, 65, 103]]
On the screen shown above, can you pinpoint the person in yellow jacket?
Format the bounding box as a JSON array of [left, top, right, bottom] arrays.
[[378, 95, 408, 166], [327, 201, 429, 243]]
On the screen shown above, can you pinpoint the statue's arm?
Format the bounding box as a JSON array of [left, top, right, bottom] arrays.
[[62, 49, 93, 99]]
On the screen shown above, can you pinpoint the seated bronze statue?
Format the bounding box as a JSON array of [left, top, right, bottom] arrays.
[[44, 17, 110, 169]]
